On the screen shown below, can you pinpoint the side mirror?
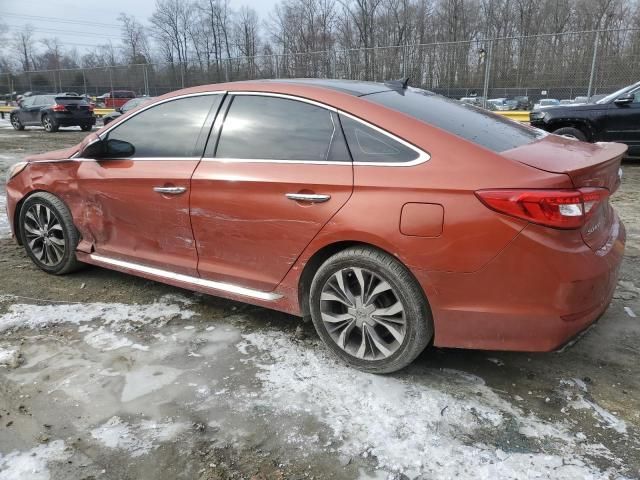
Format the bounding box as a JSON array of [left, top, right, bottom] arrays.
[[614, 93, 635, 105], [81, 138, 135, 159]]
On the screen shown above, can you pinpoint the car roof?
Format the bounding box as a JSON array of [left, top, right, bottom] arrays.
[[249, 78, 401, 97]]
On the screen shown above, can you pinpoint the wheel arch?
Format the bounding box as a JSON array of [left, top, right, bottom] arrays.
[[547, 118, 596, 141], [13, 189, 50, 245], [296, 240, 430, 320]]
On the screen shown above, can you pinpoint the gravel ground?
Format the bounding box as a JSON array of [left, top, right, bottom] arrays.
[[0, 121, 639, 480]]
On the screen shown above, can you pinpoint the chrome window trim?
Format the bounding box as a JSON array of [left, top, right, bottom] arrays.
[[338, 111, 430, 167], [202, 158, 351, 165], [98, 90, 226, 140], [89, 254, 282, 301], [47, 157, 201, 163], [216, 91, 430, 167], [230, 91, 338, 112]]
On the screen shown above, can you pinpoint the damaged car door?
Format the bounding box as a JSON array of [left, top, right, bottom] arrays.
[[74, 94, 222, 276], [190, 93, 354, 291]]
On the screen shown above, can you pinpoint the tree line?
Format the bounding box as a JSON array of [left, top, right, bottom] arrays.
[[1, 0, 639, 95]]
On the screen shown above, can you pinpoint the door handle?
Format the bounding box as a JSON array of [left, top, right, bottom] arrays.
[[285, 193, 331, 203], [153, 186, 187, 195]]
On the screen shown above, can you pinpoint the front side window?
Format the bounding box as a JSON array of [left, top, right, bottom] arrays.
[[105, 95, 220, 158], [339, 114, 420, 163], [20, 97, 35, 108], [216, 95, 349, 162]]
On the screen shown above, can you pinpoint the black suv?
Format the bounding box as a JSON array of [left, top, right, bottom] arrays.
[[10, 94, 96, 132], [529, 81, 640, 158]]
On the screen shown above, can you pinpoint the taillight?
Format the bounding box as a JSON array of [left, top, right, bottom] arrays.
[[475, 188, 609, 229], [52, 103, 67, 112]]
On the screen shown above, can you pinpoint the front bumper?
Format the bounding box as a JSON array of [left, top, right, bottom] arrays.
[[416, 214, 625, 351]]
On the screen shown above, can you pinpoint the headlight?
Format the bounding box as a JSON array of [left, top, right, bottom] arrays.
[[529, 111, 546, 121], [6, 162, 28, 182]]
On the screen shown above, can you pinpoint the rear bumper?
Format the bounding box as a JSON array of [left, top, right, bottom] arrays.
[[417, 213, 625, 351], [55, 115, 96, 126]]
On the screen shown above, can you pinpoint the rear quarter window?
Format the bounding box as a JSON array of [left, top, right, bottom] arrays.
[[366, 88, 543, 153]]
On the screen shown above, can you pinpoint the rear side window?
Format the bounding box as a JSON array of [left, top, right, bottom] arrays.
[[339, 114, 419, 163], [105, 95, 220, 158], [366, 88, 543, 152], [216, 95, 349, 162], [35, 95, 55, 106]]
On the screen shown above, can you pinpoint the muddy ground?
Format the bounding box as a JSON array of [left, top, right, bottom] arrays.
[[0, 120, 639, 480]]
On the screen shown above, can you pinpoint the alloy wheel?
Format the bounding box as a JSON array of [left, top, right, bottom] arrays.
[[43, 116, 53, 131], [23, 203, 66, 266], [319, 267, 406, 360], [10, 115, 21, 129]]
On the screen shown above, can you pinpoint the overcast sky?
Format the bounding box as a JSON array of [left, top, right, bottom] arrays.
[[2, 0, 280, 52]]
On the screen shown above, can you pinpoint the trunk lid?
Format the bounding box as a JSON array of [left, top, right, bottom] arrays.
[[502, 134, 626, 250]]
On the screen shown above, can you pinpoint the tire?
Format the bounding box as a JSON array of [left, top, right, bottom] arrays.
[[10, 114, 25, 131], [42, 114, 59, 132], [80, 124, 93, 131], [18, 192, 82, 275], [309, 246, 433, 374], [553, 126, 587, 141]]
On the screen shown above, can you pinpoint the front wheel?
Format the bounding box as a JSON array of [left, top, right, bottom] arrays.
[[10, 114, 25, 131], [19, 192, 82, 275], [42, 114, 59, 132], [309, 246, 433, 373], [553, 126, 587, 141], [80, 124, 93, 131]]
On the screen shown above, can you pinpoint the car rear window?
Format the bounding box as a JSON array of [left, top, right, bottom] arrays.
[[55, 96, 87, 105], [365, 88, 543, 152]]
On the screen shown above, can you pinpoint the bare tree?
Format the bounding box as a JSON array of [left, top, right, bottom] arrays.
[[119, 13, 151, 64]]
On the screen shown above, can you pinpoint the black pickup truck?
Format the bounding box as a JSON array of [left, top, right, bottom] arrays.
[[529, 81, 640, 158]]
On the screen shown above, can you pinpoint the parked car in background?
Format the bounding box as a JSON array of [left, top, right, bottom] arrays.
[[573, 96, 589, 104], [102, 96, 155, 125], [459, 96, 484, 107], [99, 90, 136, 109], [10, 95, 96, 132], [512, 96, 531, 110], [5, 79, 626, 373], [530, 80, 640, 158], [487, 98, 517, 111], [560, 99, 573, 105], [532, 98, 561, 110]]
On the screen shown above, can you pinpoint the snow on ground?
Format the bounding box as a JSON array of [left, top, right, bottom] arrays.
[[0, 193, 9, 238], [91, 416, 188, 458], [83, 327, 150, 352], [561, 378, 628, 434], [0, 346, 20, 368], [0, 294, 196, 333], [238, 330, 624, 479], [0, 440, 69, 480]]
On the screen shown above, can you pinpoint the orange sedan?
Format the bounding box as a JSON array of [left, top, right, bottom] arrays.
[[4, 79, 626, 373]]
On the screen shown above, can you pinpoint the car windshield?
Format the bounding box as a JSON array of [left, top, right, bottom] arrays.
[[366, 87, 544, 153], [596, 82, 640, 104]]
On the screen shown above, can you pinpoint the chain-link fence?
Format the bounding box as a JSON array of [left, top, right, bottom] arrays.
[[2, 28, 640, 105]]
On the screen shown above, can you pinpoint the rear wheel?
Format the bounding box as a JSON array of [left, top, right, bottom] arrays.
[[553, 126, 587, 141], [10, 114, 25, 131], [80, 124, 92, 131], [42, 114, 59, 132], [19, 192, 82, 275], [309, 246, 433, 373]]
